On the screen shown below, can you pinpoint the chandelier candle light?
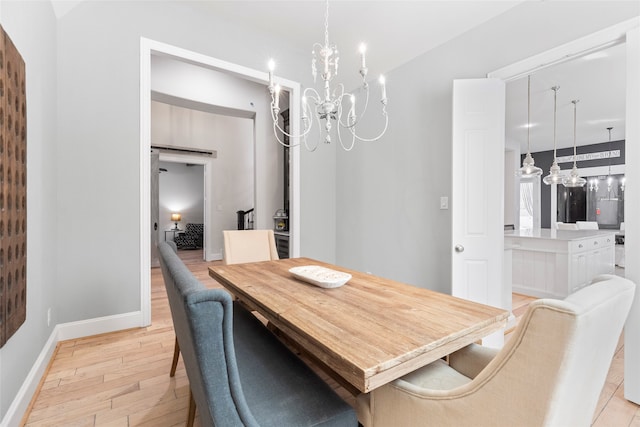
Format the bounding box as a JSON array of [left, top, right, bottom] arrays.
[[543, 86, 563, 185], [519, 75, 543, 177], [563, 100, 587, 188], [267, 0, 388, 151]]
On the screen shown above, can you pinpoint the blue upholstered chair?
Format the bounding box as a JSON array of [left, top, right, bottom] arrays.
[[157, 242, 356, 427]]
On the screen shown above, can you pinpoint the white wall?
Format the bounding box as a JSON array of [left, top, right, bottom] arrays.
[[336, 1, 640, 294], [0, 0, 58, 420], [53, 0, 315, 327]]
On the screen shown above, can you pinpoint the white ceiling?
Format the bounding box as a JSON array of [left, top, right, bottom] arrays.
[[51, 0, 627, 151], [506, 42, 626, 153]]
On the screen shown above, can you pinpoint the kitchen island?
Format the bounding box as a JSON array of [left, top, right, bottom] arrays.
[[505, 228, 616, 298]]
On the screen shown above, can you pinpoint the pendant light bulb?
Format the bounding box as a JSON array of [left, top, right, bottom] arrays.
[[543, 86, 563, 185], [519, 75, 543, 178]]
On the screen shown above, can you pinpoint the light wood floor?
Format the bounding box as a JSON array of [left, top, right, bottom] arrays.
[[21, 251, 640, 426]]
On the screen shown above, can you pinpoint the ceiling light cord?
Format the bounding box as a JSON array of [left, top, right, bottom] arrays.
[[518, 75, 542, 177], [543, 86, 562, 185], [562, 100, 586, 188]]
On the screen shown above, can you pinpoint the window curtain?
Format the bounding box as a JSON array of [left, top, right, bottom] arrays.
[[521, 182, 534, 217]]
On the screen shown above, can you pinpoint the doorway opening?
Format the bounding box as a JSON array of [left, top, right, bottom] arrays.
[[158, 160, 205, 261], [140, 38, 302, 326]]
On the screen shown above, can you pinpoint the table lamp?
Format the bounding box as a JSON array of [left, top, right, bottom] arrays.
[[171, 213, 181, 230]]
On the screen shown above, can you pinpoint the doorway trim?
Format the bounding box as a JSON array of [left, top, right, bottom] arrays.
[[487, 16, 640, 403], [488, 17, 639, 81], [140, 38, 302, 326]]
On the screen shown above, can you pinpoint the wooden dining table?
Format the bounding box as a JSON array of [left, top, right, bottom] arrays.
[[209, 257, 508, 395]]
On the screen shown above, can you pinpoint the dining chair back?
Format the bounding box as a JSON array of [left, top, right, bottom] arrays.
[[223, 229, 279, 265], [576, 221, 599, 230]]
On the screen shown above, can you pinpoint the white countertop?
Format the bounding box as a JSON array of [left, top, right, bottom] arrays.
[[505, 228, 616, 241]]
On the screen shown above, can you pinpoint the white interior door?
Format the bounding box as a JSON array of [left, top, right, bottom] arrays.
[[452, 79, 507, 346]]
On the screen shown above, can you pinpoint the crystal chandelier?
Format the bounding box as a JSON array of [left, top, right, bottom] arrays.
[[518, 75, 542, 177], [563, 100, 586, 188], [267, 0, 388, 152], [543, 86, 563, 185]]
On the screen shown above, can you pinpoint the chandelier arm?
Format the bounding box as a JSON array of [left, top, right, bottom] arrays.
[[346, 109, 389, 143], [333, 100, 356, 151], [337, 85, 372, 129], [303, 87, 322, 104], [336, 125, 357, 151], [272, 120, 301, 148], [303, 113, 322, 152], [269, 104, 314, 143], [302, 100, 320, 153]]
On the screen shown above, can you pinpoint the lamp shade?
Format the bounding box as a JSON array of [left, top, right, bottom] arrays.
[[171, 213, 182, 222]]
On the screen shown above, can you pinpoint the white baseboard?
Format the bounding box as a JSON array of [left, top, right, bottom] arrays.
[[1, 329, 58, 427], [206, 251, 223, 262], [56, 311, 143, 341], [1, 311, 143, 427]]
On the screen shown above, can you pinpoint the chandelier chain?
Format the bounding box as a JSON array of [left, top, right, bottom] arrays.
[[552, 86, 558, 152], [527, 76, 531, 151], [324, 0, 330, 48], [572, 100, 578, 165]]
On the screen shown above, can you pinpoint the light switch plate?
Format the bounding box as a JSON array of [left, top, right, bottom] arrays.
[[440, 196, 449, 210]]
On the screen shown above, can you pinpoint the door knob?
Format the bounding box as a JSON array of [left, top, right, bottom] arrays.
[[455, 244, 465, 253]]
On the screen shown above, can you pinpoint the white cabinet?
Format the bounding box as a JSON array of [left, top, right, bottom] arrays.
[[506, 230, 615, 299]]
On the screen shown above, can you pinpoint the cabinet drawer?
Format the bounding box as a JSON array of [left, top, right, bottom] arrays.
[[569, 240, 591, 253], [597, 235, 614, 247]]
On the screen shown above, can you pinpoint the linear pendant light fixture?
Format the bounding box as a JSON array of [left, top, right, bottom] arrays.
[[563, 100, 587, 188], [518, 75, 542, 178], [543, 86, 563, 185]]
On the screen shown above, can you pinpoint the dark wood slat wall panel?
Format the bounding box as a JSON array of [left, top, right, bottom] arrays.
[[0, 25, 27, 348]]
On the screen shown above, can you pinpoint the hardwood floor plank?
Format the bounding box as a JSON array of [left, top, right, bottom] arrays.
[[95, 384, 179, 424], [592, 383, 639, 427], [95, 417, 130, 427]]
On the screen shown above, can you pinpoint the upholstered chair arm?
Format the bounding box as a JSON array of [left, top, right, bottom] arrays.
[[448, 343, 499, 379]]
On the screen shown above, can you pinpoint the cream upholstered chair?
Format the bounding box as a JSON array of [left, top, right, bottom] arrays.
[[223, 229, 279, 265], [356, 275, 635, 427]]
